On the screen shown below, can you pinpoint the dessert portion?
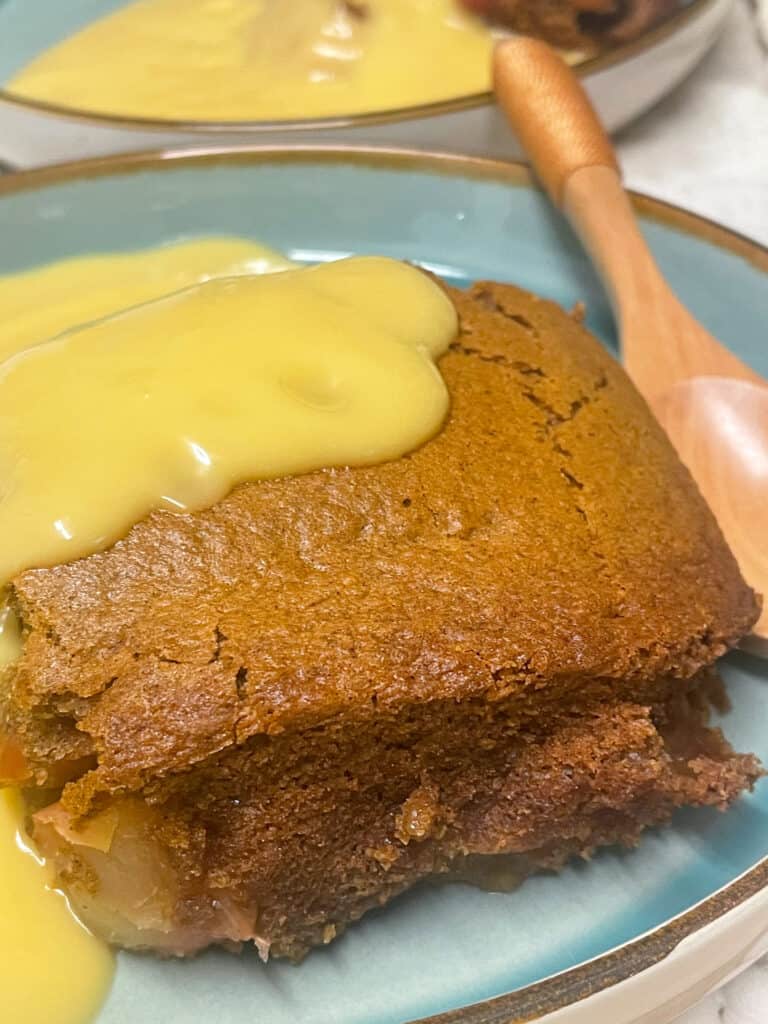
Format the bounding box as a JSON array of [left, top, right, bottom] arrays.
[[2, 277, 761, 961], [5, 0, 680, 123]]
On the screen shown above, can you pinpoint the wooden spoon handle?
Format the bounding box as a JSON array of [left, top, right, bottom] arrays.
[[492, 36, 619, 206], [493, 36, 667, 341]]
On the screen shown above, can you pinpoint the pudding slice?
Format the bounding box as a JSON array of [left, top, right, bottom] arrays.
[[1, 280, 761, 960]]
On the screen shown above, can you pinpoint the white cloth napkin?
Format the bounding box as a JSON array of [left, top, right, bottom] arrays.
[[617, 0, 768, 245]]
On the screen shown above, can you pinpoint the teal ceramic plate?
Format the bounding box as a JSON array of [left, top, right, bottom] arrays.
[[1, 148, 766, 1024]]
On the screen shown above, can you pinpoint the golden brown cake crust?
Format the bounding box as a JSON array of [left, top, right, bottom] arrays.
[[5, 280, 759, 802]]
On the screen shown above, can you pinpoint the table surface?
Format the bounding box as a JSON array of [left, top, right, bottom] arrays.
[[618, 3, 767, 1019], [0, 4, 763, 1020]]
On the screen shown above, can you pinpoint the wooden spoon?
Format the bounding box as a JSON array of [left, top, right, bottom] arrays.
[[493, 37, 768, 649]]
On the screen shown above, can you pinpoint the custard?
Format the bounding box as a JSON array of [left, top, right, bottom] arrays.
[[7, 0, 495, 121]]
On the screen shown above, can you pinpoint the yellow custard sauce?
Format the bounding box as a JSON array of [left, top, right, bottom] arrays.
[[0, 789, 114, 1024], [7, 0, 495, 121]]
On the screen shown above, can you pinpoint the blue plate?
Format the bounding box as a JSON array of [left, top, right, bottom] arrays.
[[1, 148, 766, 1024]]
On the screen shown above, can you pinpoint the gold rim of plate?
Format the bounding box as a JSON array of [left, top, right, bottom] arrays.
[[0, 0, 720, 133], [0, 143, 765, 1024]]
